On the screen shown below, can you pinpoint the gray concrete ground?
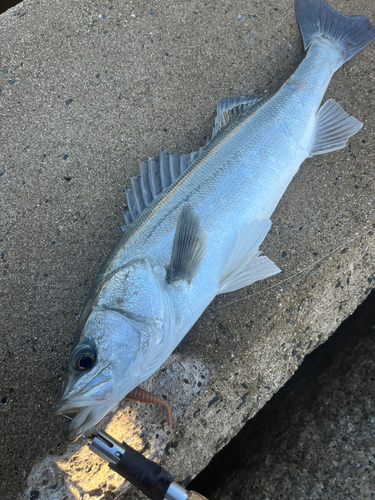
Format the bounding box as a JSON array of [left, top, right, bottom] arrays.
[[0, 0, 374, 499]]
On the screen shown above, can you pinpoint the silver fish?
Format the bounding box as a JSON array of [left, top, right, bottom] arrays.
[[55, 0, 375, 441]]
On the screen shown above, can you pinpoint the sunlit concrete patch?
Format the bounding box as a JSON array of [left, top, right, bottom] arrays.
[[57, 444, 126, 500], [21, 442, 126, 500], [21, 410, 142, 500]]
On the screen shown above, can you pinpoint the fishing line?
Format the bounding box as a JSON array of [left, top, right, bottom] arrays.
[[213, 226, 373, 312]]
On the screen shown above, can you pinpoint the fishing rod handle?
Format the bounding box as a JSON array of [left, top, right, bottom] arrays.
[[90, 430, 173, 500], [89, 430, 209, 500]]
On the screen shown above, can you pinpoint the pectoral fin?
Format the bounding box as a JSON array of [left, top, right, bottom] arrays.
[[168, 204, 206, 283], [310, 99, 362, 156]]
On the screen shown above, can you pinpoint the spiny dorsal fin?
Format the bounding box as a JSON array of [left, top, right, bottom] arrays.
[[121, 94, 262, 231], [168, 204, 206, 284], [212, 95, 262, 137], [121, 146, 206, 230]]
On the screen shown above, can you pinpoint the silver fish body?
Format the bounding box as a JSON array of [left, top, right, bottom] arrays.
[[56, 0, 375, 441]]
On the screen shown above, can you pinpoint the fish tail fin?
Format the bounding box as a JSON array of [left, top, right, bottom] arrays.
[[295, 0, 375, 68]]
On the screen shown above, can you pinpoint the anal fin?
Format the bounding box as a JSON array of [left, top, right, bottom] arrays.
[[219, 219, 281, 294], [219, 254, 281, 294], [310, 99, 362, 156]]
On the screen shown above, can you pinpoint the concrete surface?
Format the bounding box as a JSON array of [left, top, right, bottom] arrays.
[[190, 290, 375, 500], [0, 0, 374, 499]]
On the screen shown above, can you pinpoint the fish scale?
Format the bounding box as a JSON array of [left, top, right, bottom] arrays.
[[112, 43, 341, 273]]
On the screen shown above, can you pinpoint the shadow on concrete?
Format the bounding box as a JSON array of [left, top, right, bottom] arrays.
[[1, 0, 21, 15], [190, 288, 375, 498]]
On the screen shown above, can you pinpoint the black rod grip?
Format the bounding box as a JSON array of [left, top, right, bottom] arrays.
[[109, 441, 174, 500]]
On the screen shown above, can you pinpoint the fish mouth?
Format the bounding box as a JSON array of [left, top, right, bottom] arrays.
[[58, 402, 115, 442], [55, 365, 115, 408], [55, 368, 116, 441], [55, 394, 109, 415], [55, 383, 116, 442]]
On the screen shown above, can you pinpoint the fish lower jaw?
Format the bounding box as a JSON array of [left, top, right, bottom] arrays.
[[55, 397, 111, 415], [63, 401, 117, 442]]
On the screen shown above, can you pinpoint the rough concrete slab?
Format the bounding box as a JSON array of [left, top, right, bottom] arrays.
[[0, 0, 374, 499], [190, 290, 375, 500]]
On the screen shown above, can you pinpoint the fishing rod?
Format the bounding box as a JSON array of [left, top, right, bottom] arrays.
[[87, 429, 209, 500]]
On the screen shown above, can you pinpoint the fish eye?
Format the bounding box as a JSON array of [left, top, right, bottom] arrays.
[[71, 344, 96, 371]]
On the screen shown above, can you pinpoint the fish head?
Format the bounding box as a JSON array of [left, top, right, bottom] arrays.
[[55, 258, 175, 441]]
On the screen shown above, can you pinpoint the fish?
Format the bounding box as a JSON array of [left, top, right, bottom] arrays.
[[55, 0, 375, 441]]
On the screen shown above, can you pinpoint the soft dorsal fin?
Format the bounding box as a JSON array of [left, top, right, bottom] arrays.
[[121, 94, 262, 231], [212, 95, 262, 137]]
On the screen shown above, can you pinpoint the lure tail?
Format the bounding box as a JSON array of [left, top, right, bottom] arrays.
[[295, 0, 375, 68], [126, 387, 173, 427]]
